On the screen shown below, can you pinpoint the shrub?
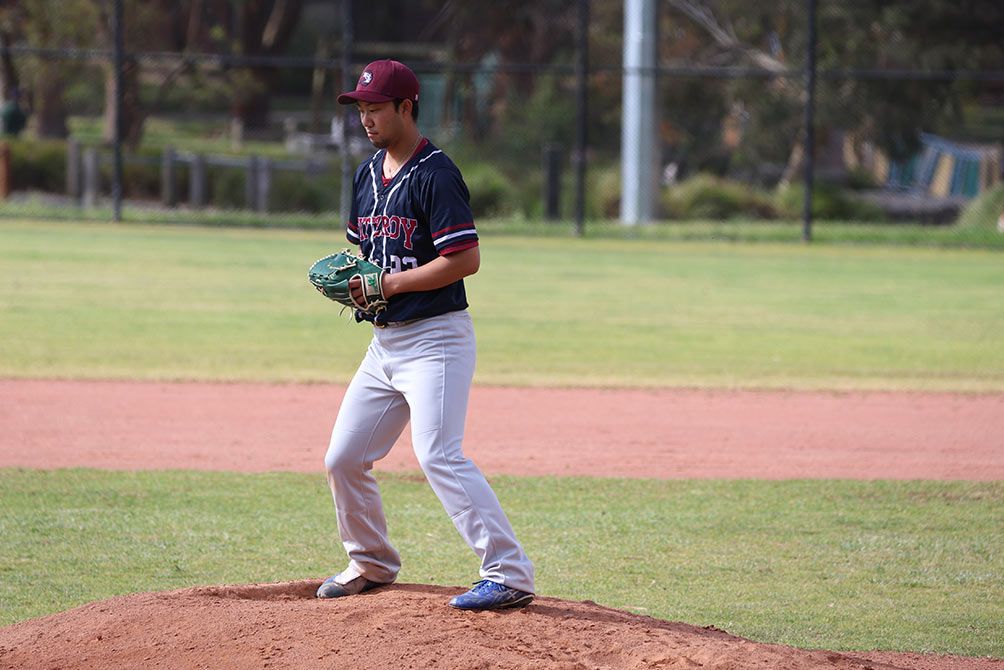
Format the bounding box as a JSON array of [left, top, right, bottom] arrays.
[[662, 174, 780, 220], [6, 138, 66, 192], [775, 181, 886, 221], [587, 164, 622, 219], [209, 167, 247, 210], [269, 170, 338, 213], [122, 148, 163, 199], [955, 184, 1004, 230], [463, 162, 518, 218]]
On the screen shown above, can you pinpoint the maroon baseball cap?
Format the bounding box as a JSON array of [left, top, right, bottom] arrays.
[[337, 59, 420, 105]]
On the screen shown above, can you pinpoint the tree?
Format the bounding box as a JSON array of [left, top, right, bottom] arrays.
[[403, 0, 584, 143], [94, 0, 201, 149], [0, 29, 19, 101], [661, 0, 1004, 182], [1, 0, 100, 139], [226, 0, 305, 130]]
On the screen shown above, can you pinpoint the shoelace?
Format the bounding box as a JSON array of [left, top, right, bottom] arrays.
[[472, 579, 505, 594]]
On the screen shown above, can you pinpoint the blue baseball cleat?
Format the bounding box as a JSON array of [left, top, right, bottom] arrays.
[[448, 579, 534, 610]]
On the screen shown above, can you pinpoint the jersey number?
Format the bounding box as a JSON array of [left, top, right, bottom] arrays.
[[389, 255, 418, 273]]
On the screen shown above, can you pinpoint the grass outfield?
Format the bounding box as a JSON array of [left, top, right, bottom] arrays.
[[1, 470, 1002, 657], [1, 219, 1002, 391], [1, 219, 1003, 656]]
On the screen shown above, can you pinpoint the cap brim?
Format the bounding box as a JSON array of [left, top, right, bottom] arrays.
[[337, 90, 396, 105]]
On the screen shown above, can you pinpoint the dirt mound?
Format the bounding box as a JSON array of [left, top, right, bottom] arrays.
[[0, 581, 1000, 670]]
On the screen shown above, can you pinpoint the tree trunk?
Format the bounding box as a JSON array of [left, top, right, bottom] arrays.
[[103, 57, 145, 150], [309, 39, 329, 134], [777, 129, 805, 189], [34, 64, 68, 139], [0, 30, 19, 102], [228, 0, 304, 132], [230, 67, 275, 131]]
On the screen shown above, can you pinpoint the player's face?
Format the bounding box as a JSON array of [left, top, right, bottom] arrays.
[[357, 100, 407, 150]]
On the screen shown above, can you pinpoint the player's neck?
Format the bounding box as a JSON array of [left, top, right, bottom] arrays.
[[384, 131, 423, 179]]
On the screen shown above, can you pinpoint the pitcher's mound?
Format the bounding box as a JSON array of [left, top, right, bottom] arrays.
[[1, 580, 999, 670]]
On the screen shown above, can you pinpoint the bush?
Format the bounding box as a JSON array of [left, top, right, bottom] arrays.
[[587, 164, 622, 219], [463, 162, 519, 218], [122, 149, 163, 199], [6, 138, 66, 192], [209, 167, 247, 210], [955, 184, 1004, 230], [662, 174, 780, 220], [269, 170, 339, 213], [775, 181, 886, 221]]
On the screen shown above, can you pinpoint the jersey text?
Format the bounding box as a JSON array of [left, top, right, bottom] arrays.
[[358, 215, 419, 250]]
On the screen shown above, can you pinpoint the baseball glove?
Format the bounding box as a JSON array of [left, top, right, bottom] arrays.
[[308, 249, 387, 314]]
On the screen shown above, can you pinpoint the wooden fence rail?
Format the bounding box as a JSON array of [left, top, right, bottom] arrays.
[[66, 140, 330, 212]]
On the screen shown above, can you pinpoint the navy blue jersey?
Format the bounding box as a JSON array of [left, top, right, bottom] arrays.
[[347, 140, 478, 326]]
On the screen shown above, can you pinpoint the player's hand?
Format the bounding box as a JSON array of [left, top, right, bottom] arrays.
[[350, 273, 390, 304], [349, 275, 365, 305]]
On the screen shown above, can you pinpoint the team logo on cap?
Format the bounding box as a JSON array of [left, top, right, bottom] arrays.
[[360, 71, 373, 86]]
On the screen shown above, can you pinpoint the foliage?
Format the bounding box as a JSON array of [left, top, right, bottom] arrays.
[[776, 181, 886, 221], [490, 74, 580, 167], [576, 169, 882, 223], [661, 173, 780, 220], [2, 0, 999, 211], [61, 64, 107, 116], [2, 0, 306, 145], [5, 137, 66, 192], [664, 0, 1002, 171], [726, 81, 801, 185], [269, 170, 339, 213], [585, 163, 622, 219], [659, 78, 735, 177], [462, 162, 519, 218], [955, 184, 1004, 232], [1, 0, 100, 138], [814, 1, 1002, 160]]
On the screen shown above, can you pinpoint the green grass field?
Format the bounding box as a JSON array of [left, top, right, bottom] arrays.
[[1, 219, 1002, 390], [1, 219, 1002, 657]]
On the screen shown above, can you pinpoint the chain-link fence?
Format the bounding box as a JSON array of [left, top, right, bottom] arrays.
[[1, 0, 1002, 244]]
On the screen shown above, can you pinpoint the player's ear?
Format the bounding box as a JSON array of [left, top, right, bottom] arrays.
[[398, 99, 412, 117]]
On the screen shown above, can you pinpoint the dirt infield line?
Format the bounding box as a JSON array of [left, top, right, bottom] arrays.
[[2, 379, 1002, 479]]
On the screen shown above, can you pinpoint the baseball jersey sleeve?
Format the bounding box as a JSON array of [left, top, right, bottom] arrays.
[[421, 167, 478, 255], [345, 163, 369, 246]]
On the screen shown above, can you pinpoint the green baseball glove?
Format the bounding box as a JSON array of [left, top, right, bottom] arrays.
[[308, 249, 387, 314]]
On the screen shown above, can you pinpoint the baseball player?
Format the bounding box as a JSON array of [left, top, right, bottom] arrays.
[[316, 59, 535, 610]]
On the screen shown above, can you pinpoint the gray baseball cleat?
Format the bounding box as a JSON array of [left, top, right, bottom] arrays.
[[316, 573, 389, 599]]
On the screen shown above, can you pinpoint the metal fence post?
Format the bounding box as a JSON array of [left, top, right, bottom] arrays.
[[246, 155, 259, 211], [257, 157, 272, 212], [83, 146, 99, 209], [339, 0, 355, 228], [573, 0, 589, 236], [161, 146, 176, 207], [189, 154, 207, 208], [66, 139, 82, 202], [802, 0, 818, 243], [0, 142, 10, 200], [542, 143, 562, 220], [112, 0, 124, 221]]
